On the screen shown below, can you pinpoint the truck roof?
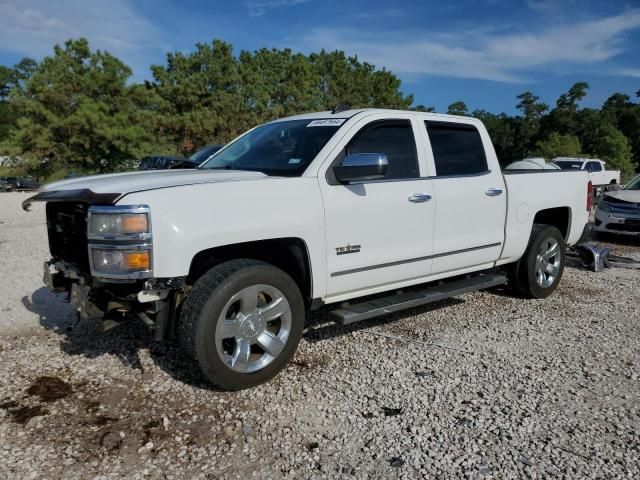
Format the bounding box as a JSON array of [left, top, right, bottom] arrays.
[[270, 108, 478, 123]]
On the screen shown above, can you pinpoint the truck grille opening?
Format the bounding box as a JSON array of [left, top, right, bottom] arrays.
[[46, 202, 90, 272]]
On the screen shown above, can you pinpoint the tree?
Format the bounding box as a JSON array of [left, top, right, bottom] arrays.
[[591, 123, 636, 179], [536, 133, 581, 159], [10, 39, 151, 177], [150, 42, 413, 155], [556, 82, 589, 110], [447, 101, 468, 115], [541, 82, 591, 139], [411, 104, 435, 112], [514, 91, 548, 159], [472, 109, 516, 165]]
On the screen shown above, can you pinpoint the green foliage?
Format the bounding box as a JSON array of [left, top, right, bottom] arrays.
[[148, 42, 413, 155], [591, 123, 636, 179], [447, 101, 468, 115], [0, 37, 638, 179], [535, 133, 581, 159], [7, 39, 153, 178]]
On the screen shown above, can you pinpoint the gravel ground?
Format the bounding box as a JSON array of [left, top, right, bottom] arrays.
[[1, 191, 639, 479]]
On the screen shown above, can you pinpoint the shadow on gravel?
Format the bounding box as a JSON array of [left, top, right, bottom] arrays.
[[23, 287, 213, 390]]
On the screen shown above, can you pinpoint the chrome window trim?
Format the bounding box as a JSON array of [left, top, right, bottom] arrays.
[[87, 205, 152, 241], [88, 242, 153, 280]]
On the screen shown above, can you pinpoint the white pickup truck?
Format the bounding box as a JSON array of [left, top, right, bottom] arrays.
[[553, 157, 620, 187], [24, 109, 593, 390]]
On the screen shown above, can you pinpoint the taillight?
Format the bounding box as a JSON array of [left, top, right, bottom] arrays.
[[587, 180, 593, 211]]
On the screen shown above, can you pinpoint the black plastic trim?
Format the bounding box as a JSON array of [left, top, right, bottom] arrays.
[[23, 189, 121, 211]]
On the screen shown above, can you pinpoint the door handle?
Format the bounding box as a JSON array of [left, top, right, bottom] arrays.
[[485, 188, 503, 196], [408, 193, 432, 203]]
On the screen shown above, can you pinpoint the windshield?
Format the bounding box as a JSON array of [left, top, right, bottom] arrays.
[[626, 176, 640, 190], [189, 145, 222, 163], [554, 160, 583, 170], [199, 119, 344, 176]]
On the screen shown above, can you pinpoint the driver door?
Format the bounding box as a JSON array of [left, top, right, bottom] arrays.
[[319, 114, 436, 300]]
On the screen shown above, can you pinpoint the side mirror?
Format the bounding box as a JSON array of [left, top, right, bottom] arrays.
[[333, 153, 389, 183]]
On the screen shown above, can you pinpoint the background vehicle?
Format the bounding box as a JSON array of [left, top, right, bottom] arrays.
[[553, 158, 620, 187], [595, 175, 640, 236], [139, 144, 223, 171], [25, 109, 591, 390], [5, 176, 39, 191], [506, 157, 560, 170]]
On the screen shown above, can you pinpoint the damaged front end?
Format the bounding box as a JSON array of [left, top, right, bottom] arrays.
[[36, 197, 185, 340]]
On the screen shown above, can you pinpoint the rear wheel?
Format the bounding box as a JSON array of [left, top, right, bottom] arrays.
[[180, 259, 305, 390], [511, 224, 565, 299]]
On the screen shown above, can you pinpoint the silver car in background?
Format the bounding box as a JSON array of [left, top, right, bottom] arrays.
[[595, 175, 640, 236]]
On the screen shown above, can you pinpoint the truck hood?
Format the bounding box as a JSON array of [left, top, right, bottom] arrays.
[[602, 190, 640, 204], [22, 169, 269, 210]]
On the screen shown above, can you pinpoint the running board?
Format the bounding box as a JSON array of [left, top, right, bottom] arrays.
[[328, 273, 507, 326]]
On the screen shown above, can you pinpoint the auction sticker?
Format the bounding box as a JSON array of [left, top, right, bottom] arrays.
[[307, 119, 346, 127]]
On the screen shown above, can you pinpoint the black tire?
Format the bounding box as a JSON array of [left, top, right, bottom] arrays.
[[179, 259, 305, 390], [511, 224, 566, 299]]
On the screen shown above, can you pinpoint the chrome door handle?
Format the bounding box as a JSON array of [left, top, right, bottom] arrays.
[[408, 193, 432, 203], [486, 188, 503, 196]]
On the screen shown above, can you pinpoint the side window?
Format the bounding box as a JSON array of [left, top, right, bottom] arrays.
[[426, 121, 488, 176], [588, 161, 602, 172], [347, 120, 419, 179]]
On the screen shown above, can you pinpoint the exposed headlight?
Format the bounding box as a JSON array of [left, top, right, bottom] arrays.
[[91, 248, 151, 275], [87, 205, 153, 279], [596, 201, 611, 213], [89, 212, 150, 237]]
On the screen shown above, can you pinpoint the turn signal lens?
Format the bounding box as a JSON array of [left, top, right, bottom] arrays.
[[121, 214, 149, 234], [125, 252, 150, 270]]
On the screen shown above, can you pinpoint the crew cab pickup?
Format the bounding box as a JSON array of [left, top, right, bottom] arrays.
[[553, 157, 620, 188], [24, 109, 592, 390]]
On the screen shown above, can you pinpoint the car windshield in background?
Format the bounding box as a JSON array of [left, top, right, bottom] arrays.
[[554, 161, 583, 170], [189, 144, 223, 163], [626, 177, 640, 190], [199, 119, 344, 176]]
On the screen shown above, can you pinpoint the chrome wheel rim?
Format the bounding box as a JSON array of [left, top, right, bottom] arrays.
[[535, 238, 562, 288], [215, 284, 292, 373]]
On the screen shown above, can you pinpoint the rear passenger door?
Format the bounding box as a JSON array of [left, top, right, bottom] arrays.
[[421, 120, 507, 274]]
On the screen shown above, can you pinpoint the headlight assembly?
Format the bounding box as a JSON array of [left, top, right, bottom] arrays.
[[87, 205, 153, 279]]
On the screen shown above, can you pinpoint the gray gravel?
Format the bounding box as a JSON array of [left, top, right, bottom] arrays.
[[1, 191, 639, 479]]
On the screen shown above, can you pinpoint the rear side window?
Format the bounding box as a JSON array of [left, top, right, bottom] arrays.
[[426, 121, 488, 176], [587, 161, 602, 172], [347, 120, 419, 179]]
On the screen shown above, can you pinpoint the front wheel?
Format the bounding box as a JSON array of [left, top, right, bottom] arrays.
[[179, 259, 305, 390], [511, 224, 566, 299]]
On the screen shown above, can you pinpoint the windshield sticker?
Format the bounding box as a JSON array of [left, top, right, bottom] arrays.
[[307, 119, 346, 127], [288, 158, 302, 164]]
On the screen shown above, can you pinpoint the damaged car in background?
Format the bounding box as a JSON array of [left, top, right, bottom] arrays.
[[595, 175, 640, 236]]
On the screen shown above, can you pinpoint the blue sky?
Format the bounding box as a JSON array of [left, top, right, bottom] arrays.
[[1, 0, 639, 114]]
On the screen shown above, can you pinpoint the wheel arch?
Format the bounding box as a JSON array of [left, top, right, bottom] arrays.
[[188, 237, 313, 308], [532, 206, 571, 241]]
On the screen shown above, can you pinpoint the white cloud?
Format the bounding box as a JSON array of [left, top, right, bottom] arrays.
[[247, 0, 312, 17], [0, 0, 161, 74], [299, 10, 640, 83], [618, 68, 640, 78]]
